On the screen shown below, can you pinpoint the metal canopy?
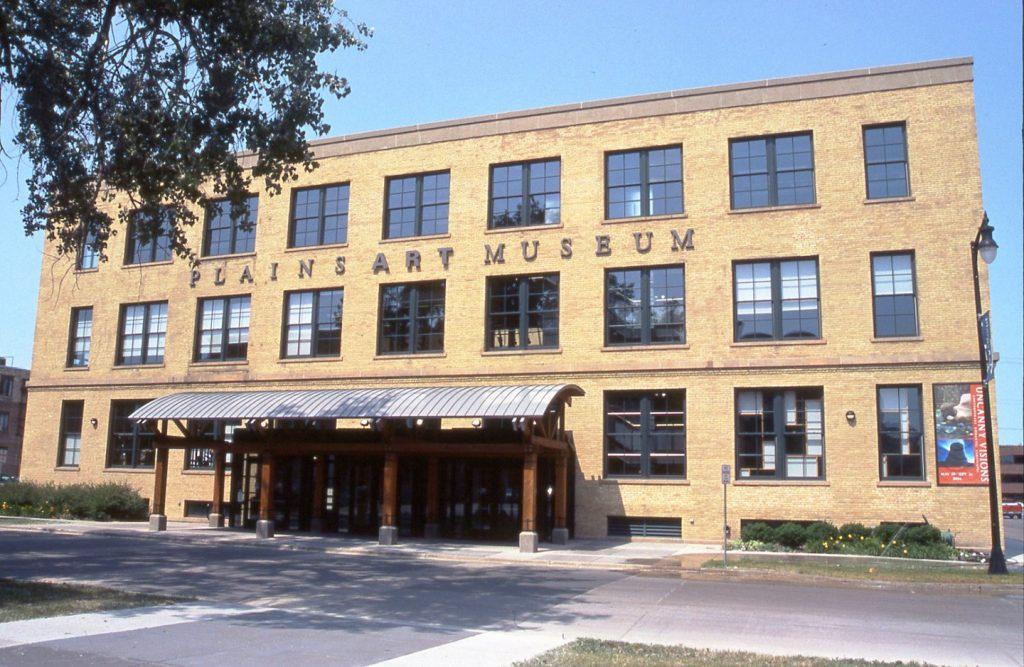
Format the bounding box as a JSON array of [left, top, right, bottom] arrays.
[[129, 384, 583, 422]]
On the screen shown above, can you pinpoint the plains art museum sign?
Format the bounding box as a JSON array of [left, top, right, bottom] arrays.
[[189, 228, 695, 288]]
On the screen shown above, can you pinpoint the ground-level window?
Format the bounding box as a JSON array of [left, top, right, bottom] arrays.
[[736, 388, 824, 479], [283, 288, 343, 358], [605, 390, 686, 478], [107, 400, 155, 468], [117, 302, 168, 366], [184, 500, 213, 518], [58, 400, 84, 466], [378, 281, 446, 355], [734, 258, 820, 341], [486, 274, 559, 350], [605, 266, 685, 345], [196, 295, 251, 362], [877, 386, 924, 480]]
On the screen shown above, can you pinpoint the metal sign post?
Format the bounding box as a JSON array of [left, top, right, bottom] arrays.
[[721, 464, 731, 567]]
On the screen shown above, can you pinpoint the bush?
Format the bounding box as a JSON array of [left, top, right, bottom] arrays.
[[0, 482, 147, 521], [838, 522, 872, 539], [803, 521, 838, 546], [773, 522, 809, 549], [872, 522, 902, 544], [741, 522, 776, 543], [903, 524, 942, 545]]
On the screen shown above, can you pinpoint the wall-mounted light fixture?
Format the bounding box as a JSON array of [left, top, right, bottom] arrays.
[[90, 418, 98, 429], [471, 418, 482, 429], [359, 418, 371, 427], [845, 410, 856, 425], [415, 418, 424, 427]]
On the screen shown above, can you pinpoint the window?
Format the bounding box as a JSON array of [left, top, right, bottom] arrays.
[[0, 375, 12, 396], [734, 259, 820, 341], [489, 159, 560, 228], [877, 386, 924, 480], [117, 302, 168, 365], [107, 400, 155, 468], [864, 123, 909, 199], [125, 208, 173, 265], [730, 133, 815, 209], [736, 388, 824, 479], [77, 228, 99, 270], [195, 296, 251, 362], [385, 172, 449, 239], [378, 281, 446, 355], [605, 266, 685, 345], [283, 289, 343, 358], [67, 307, 93, 367], [486, 274, 559, 350], [872, 253, 918, 337], [58, 400, 84, 466], [290, 185, 349, 248], [605, 390, 686, 478], [204, 196, 258, 256], [0, 411, 8, 434], [185, 420, 239, 471], [606, 147, 683, 219]]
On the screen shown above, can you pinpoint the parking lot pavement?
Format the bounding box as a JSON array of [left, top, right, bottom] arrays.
[[1004, 517, 1023, 559]]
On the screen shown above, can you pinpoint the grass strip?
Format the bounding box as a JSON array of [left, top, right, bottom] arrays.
[[702, 558, 1024, 585], [0, 578, 180, 622]]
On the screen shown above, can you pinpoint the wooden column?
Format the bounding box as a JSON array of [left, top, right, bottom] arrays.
[[379, 451, 399, 545], [521, 450, 538, 533], [555, 455, 569, 530], [150, 446, 169, 531], [209, 450, 226, 527], [311, 455, 327, 533], [257, 452, 275, 538]]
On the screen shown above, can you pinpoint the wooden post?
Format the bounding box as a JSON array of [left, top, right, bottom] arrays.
[[520, 450, 538, 552], [379, 451, 399, 544], [149, 446, 169, 531], [552, 454, 570, 545], [311, 455, 327, 533], [257, 452, 275, 538], [425, 457, 440, 539]]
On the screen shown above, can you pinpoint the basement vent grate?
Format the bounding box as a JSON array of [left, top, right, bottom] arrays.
[[607, 515, 682, 539]]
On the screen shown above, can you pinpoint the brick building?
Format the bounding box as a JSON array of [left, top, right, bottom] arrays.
[[1001, 445, 1023, 503], [0, 358, 29, 477], [20, 57, 1003, 548]]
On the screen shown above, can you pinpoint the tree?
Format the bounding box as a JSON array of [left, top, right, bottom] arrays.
[[0, 1, 371, 265]]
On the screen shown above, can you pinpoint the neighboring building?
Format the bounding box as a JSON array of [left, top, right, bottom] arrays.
[[1001, 445, 1023, 503], [0, 358, 29, 477], [19, 57, 1003, 548]]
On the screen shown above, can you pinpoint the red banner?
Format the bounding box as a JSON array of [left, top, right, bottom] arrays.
[[934, 383, 988, 486]]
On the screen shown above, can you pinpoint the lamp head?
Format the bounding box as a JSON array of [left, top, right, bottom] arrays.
[[978, 214, 998, 265]]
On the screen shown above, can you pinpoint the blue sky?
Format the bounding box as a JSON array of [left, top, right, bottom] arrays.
[[0, 0, 1020, 442]]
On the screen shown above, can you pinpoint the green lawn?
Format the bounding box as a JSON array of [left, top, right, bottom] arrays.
[[516, 639, 935, 666], [702, 557, 1024, 585], [0, 579, 179, 622]]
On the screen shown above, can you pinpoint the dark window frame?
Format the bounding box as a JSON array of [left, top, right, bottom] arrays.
[[377, 280, 447, 355], [202, 195, 259, 257], [862, 122, 910, 200], [194, 294, 252, 363], [185, 420, 239, 471], [604, 264, 687, 346], [732, 257, 821, 342], [106, 399, 155, 469], [734, 387, 826, 480], [58, 400, 84, 467], [485, 273, 560, 351], [0, 411, 8, 434], [876, 384, 926, 481], [604, 389, 687, 479], [0, 375, 11, 397], [287, 183, 350, 248], [383, 170, 451, 240], [729, 131, 816, 210], [604, 145, 684, 220], [124, 208, 174, 265], [77, 228, 99, 271], [280, 288, 344, 359], [66, 306, 93, 368], [116, 301, 168, 366], [870, 251, 919, 338], [487, 157, 562, 229]]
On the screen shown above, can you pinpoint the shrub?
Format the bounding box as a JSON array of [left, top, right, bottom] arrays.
[[741, 522, 776, 543], [903, 524, 942, 545], [871, 522, 903, 545], [0, 482, 147, 521], [773, 522, 809, 549], [803, 521, 839, 546], [838, 522, 871, 539]]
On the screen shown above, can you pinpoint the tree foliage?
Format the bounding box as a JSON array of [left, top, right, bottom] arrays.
[[0, 0, 370, 264]]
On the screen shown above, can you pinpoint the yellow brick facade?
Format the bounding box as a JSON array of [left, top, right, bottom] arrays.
[[21, 58, 1001, 546]]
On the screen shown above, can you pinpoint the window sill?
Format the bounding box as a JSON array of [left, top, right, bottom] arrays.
[[111, 363, 166, 370], [728, 203, 821, 215], [485, 224, 563, 235], [602, 213, 687, 225], [864, 196, 915, 205], [374, 352, 447, 360], [63, 366, 91, 372], [877, 480, 931, 488], [732, 479, 829, 486], [602, 343, 690, 352], [284, 242, 349, 253], [379, 233, 451, 245], [481, 347, 563, 357], [199, 251, 257, 261], [74, 268, 99, 275], [600, 477, 690, 486], [870, 335, 923, 343], [122, 260, 174, 269], [730, 338, 826, 347], [189, 360, 249, 368], [278, 356, 343, 364], [182, 469, 214, 475], [54, 466, 80, 472], [103, 467, 155, 474]]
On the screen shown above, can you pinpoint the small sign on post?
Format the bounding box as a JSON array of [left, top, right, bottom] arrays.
[[721, 464, 730, 566], [980, 311, 995, 382]]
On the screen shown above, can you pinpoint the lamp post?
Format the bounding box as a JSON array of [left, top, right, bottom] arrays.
[[970, 212, 1007, 575]]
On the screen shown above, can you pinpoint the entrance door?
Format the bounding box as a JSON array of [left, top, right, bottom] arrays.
[[274, 456, 314, 532], [327, 455, 382, 535], [441, 459, 521, 541]]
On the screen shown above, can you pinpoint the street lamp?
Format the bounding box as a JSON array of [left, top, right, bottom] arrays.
[[971, 212, 1006, 575]]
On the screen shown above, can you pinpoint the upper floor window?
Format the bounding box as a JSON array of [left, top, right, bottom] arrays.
[[605, 390, 686, 478], [117, 302, 168, 366], [606, 146, 683, 219], [196, 296, 251, 362], [871, 252, 918, 338], [877, 385, 924, 480], [378, 281, 446, 355], [290, 184, 349, 248], [67, 307, 93, 368], [730, 133, 814, 209], [0, 375, 12, 396], [736, 388, 824, 479], [125, 208, 173, 265], [58, 400, 84, 467], [864, 123, 909, 199], [605, 266, 685, 346], [108, 399, 154, 468], [486, 274, 559, 350], [734, 258, 820, 341], [489, 159, 560, 229], [77, 228, 99, 270], [0, 411, 8, 434], [283, 288, 343, 358], [204, 196, 258, 256], [385, 171, 449, 239]]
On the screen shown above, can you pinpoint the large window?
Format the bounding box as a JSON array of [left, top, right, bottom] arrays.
[[605, 147, 683, 219], [290, 185, 349, 247], [871, 252, 918, 337], [204, 196, 258, 256], [605, 266, 685, 346], [877, 386, 924, 480], [125, 208, 173, 265], [864, 123, 909, 199], [605, 390, 686, 478], [489, 159, 560, 229], [77, 228, 99, 270], [486, 274, 559, 350], [736, 388, 824, 479], [0, 375, 11, 396], [734, 259, 820, 341], [283, 289, 343, 358], [0, 412, 8, 434], [185, 420, 239, 471], [67, 307, 93, 367], [196, 296, 251, 362], [107, 400, 154, 468], [385, 172, 449, 239], [730, 133, 815, 209], [378, 281, 446, 355], [58, 400, 84, 467], [117, 302, 168, 366]]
